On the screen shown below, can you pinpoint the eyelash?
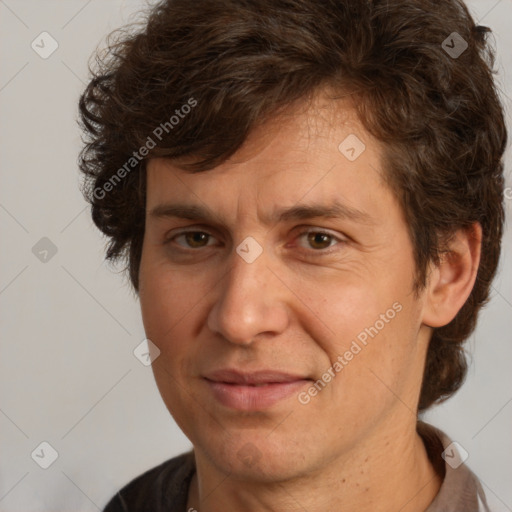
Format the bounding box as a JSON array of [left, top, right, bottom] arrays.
[[164, 228, 345, 256]]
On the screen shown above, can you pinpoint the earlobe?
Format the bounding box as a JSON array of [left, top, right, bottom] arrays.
[[422, 222, 482, 328]]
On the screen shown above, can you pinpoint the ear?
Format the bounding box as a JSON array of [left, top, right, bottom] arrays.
[[422, 222, 482, 328]]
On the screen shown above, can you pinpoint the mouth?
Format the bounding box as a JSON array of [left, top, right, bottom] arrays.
[[204, 369, 309, 384], [203, 369, 312, 410]]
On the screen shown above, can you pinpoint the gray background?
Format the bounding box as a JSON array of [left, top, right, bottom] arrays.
[[0, 0, 511, 510]]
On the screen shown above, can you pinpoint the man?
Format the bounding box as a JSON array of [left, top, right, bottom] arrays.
[[78, 0, 507, 510]]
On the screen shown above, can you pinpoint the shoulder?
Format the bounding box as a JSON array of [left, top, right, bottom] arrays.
[[418, 422, 493, 512], [102, 450, 196, 512]]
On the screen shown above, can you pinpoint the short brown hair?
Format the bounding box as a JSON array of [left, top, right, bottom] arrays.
[[78, 0, 507, 411]]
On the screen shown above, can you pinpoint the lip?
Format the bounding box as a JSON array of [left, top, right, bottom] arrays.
[[204, 369, 308, 385], [203, 369, 311, 411]]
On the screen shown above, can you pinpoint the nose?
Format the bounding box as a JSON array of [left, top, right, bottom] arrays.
[[207, 245, 290, 346]]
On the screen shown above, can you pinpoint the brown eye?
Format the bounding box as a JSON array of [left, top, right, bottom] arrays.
[[306, 232, 334, 250], [169, 231, 216, 249], [293, 229, 346, 257], [184, 232, 210, 248]]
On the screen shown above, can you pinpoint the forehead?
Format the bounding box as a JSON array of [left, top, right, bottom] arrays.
[[145, 93, 390, 223], [156, 92, 374, 171]]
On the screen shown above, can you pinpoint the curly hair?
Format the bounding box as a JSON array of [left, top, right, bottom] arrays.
[[78, 0, 507, 411]]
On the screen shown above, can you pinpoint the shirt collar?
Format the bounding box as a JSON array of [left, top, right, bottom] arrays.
[[418, 421, 491, 512]]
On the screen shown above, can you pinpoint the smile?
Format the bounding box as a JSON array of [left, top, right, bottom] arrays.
[[204, 378, 311, 411]]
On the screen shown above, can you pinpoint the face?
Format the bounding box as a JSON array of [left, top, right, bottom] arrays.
[[139, 93, 432, 481]]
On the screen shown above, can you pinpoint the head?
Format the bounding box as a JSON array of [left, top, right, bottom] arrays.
[[78, 0, 506, 478]]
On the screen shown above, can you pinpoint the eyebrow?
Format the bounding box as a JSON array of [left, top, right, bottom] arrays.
[[149, 200, 374, 226]]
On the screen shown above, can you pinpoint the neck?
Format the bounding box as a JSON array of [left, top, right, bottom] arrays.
[[187, 419, 443, 512]]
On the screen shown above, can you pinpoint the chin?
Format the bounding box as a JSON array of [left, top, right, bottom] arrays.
[[200, 434, 314, 482]]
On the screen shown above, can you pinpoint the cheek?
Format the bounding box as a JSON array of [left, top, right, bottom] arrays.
[[292, 239, 416, 360], [296, 272, 392, 358], [138, 256, 203, 358], [301, 263, 421, 396], [138, 260, 206, 424], [315, 290, 423, 423]]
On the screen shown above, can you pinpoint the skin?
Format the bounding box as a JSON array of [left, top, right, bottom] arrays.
[[138, 91, 481, 512]]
